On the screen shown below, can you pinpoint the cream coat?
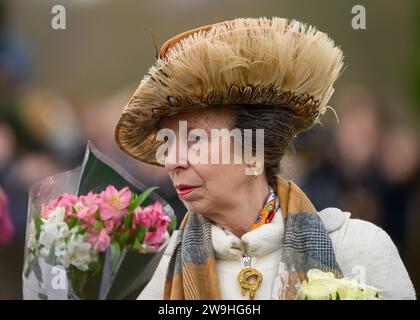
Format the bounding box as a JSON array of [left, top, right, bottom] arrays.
[[138, 207, 416, 300]]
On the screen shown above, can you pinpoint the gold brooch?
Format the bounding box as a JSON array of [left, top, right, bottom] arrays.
[[237, 254, 263, 299]]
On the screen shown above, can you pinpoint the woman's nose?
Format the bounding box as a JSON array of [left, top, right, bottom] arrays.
[[164, 142, 189, 172]]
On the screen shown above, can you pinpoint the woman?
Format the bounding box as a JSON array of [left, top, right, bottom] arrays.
[[114, 17, 416, 300]]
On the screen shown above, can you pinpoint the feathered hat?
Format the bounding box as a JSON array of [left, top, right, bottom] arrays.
[[114, 17, 344, 166]]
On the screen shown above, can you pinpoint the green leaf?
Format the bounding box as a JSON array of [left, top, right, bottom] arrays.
[[68, 216, 77, 229], [34, 213, 43, 241], [95, 209, 100, 220], [137, 186, 159, 206], [90, 259, 102, 277], [110, 241, 121, 272], [136, 225, 147, 244], [168, 214, 177, 233], [336, 292, 341, 300], [133, 237, 141, 250], [128, 186, 159, 212], [124, 212, 133, 230], [93, 220, 103, 230], [76, 228, 87, 236], [119, 230, 130, 248]]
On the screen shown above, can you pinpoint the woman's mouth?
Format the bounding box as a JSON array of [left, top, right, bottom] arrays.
[[176, 185, 199, 198]]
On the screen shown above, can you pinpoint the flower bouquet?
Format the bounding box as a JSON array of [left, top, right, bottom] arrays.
[[296, 269, 383, 300], [22, 142, 176, 300]]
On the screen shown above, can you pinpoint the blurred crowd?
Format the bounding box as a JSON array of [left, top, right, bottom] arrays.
[[1, 1, 419, 300]]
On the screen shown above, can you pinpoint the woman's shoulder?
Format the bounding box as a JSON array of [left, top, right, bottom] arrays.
[[318, 206, 397, 253], [319, 207, 416, 299], [318, 207, 393, 246]]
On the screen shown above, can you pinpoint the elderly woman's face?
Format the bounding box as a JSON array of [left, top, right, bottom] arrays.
[[159, 106, 250, 215]]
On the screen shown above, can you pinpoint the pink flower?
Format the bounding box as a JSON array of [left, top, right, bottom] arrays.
[[75, 192, 100, 225], [143, 230, 166, 246], [85, 229, 111, 253], [0, 188, 14, 245], [40, 198, 60, 218], [41, 193, 79, 219], [57, 193, 79, 208], [133, 201, 170, 232], [104, 219, 115, 233], [99, 186, 131, 224]]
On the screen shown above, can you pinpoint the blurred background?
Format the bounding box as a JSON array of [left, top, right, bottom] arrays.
[[0, 0, 419, 299]]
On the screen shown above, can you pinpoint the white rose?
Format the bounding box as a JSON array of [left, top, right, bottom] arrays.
[[297, 279, 337, 300], [307, 269, 335, 281], [297, 269, 383, 300]]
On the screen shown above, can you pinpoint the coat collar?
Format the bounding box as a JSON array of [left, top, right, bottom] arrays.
[[211, 206, 284, 260]]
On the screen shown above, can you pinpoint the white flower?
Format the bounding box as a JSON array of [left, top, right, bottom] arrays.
[[55, 221, 70, 238], [296, 269, 382, 300], [307, 269, 335, 281], [67, 232, 97, 271], [39, 223, 59, 249], [38, 210, 70, 265], [54, 239, 70, 268], [46, 206, 66, 224], [36, 211, 97, 272]]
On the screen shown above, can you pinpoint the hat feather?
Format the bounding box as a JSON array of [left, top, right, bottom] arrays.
[[115, 17, 344, 165]]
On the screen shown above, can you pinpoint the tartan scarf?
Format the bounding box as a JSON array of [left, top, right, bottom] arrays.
[[163, 175, 342, 300]]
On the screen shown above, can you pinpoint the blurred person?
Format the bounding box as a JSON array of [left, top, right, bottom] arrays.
[[1, 150, 60, 245], [0, 185, 13, 245], [78, 87, 137, 159], [301, 85, 419, 260], [302, 85, 386, 225], [0, 120, 15, 177], [0, 150, 60, 299], [0, 184, 15, 299], [379, 127, 419, 185], [377, 126, 420, 257], [114, 18, 415, 300], [18, 90, 85, 166]]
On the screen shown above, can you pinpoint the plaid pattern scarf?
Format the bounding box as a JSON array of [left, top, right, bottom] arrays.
[[163, 175, 342, 300]]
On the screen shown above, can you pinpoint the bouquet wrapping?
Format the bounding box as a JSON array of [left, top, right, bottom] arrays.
[[22, 142, 176, 300]]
